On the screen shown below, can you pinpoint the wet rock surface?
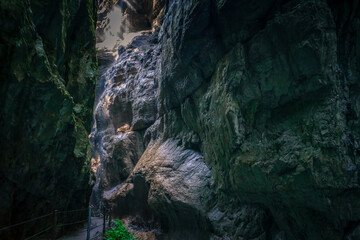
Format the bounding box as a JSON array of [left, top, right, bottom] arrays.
[[92, 0, 360, 239], [0, 0, 97, 239]]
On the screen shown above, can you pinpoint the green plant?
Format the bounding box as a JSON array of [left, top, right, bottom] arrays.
[[104, 219, 135, 240]]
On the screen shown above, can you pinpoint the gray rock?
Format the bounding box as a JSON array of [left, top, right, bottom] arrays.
[[92, 0, 360, 239]]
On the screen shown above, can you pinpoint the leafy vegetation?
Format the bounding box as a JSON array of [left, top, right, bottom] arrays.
[[104, 219, 136, 240]]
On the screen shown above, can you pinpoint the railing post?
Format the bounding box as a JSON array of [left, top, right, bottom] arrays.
[[86, 206, 91, 240], [103, 206, 106, 234], [108, 207, 111, 228], [51, 210, 57, 240]]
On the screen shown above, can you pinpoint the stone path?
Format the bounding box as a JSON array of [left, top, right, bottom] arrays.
[[58, 217, 103, 240]]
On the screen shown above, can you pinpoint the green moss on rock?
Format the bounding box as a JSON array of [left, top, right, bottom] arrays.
[[0, 0, 97, 238]]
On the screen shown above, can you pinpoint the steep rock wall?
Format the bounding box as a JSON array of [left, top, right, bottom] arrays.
[[92, 0, 360, 239], [0, 0, 97, 238]]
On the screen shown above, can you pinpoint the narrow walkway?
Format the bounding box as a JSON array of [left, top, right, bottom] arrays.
[[58, 217, 103, 240]]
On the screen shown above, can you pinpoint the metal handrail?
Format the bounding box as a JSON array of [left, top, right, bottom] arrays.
[[0, 205, 111, 240]]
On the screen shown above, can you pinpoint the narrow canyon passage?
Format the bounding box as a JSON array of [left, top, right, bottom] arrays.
[[90, 0, 166, 238], [1, 0, 360, 239]]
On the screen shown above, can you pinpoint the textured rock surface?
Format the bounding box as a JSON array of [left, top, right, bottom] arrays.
[[96, 0, 164, 50], [92, 0, 360, 239], [91, 30, 160, 208], [0, 0, 97, 238]]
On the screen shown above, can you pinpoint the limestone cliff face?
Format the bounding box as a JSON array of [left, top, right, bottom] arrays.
[[0, 0, 97, 238], [92, 0, 360, 239]]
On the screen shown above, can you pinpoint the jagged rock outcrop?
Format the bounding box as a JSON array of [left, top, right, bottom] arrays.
[[0, 0, 97, 239], [92, 0, 360, 239], [91, 30, 160, 208]]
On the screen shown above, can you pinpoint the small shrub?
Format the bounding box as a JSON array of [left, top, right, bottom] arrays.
[[104, 219, 135, 240]]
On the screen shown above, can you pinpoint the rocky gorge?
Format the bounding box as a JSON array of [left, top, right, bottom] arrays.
[[91, 0, 360, 239], [1, 0, 360, 239]]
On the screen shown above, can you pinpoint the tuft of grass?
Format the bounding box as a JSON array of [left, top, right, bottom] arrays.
[[104, 219, 136, 240]]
